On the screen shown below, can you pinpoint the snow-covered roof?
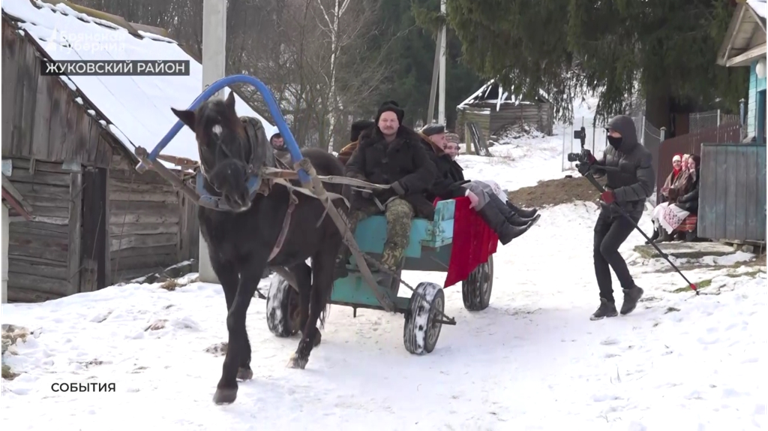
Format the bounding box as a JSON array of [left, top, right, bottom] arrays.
[[748, 0, 767, 20], [1, 0, 278, 165], [457, 80, 551, 112]]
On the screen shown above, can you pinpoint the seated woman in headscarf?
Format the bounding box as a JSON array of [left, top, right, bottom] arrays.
[[441, 130, 538, 219], [649, 154, 699, 242], [417, 124, 539, 245]]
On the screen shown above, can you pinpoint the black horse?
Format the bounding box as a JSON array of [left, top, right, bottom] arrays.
[[171, 91, 346, 405]]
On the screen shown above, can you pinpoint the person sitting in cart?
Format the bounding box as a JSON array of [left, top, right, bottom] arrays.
[[335, 101, 437, 282], [270, 132, 293, 168], [418, 124, 537, 245], [338, 119, 375, 166]]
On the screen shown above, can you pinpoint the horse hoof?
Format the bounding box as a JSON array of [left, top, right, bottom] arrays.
[[213, 388, 237, 405], [237, 367, 253, 381], [287, 353, 308, 369]]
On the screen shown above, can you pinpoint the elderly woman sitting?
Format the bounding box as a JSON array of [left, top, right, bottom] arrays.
[[417, 124, 540, 244], [649, 154, 699, 242], [441, 131, 539, 219]]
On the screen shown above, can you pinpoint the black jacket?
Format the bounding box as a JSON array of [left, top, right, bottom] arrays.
[[676, 168, 699, 214], [418, 133, 467, 201], [593, 115, 656, 218], [345, 126, 437, 219]]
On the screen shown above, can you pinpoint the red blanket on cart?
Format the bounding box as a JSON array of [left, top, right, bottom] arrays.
[[437, 197, 498, 288]]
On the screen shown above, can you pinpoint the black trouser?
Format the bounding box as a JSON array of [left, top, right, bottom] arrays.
[[593, 210, 639, 302]]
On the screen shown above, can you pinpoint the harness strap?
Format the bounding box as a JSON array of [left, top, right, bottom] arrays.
[[268, 192, 298, 262]]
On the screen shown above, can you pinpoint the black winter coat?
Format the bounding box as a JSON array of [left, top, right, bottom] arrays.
[[418, 134, 467, 201], [345, 126, 437, 219], [676, 168, 699, 214], [593, 116, 656, 218]]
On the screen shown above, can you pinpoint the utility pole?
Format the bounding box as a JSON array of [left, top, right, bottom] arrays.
[[437, 0, 447, 126], [198, 0, 227, 284]]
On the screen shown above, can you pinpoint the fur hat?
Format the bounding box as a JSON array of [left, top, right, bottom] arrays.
[[672, 154, 682, 162], [421, 124, 446, 137], [350, 120, 374, 142], [376, 100, 404, 124]]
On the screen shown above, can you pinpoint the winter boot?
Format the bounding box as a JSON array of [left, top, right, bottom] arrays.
[[506, 201, 538, 219], [490, 194, 541, 227], [620, 286, 644, 315], [590, 298, 618, 321], [476, 203, 532, 245], [645, 227, 660, 245]]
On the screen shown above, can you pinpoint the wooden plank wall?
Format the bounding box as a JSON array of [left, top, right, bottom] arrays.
[[698, 143, 766, 242], [487, 102, 554, 137], [457, 108, 491, 150], [107, 155, 198, 283], [5, 158, 82, 302], [2, 19, 113, 167]]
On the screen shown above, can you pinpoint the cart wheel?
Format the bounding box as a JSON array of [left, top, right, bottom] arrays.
[[266, 274, 301, 337], [403, 282, 445, 355], [462, 255, 494, 311]]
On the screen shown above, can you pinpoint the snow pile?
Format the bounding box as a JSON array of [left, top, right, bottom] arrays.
[[456, 124, 569, 193], [1, 0, 278, 164]]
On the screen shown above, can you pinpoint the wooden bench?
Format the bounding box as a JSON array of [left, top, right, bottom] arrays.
[[674, 214, 697, 233]]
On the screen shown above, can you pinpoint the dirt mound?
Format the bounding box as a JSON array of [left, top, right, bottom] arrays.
[[507, 175, 607, 208]]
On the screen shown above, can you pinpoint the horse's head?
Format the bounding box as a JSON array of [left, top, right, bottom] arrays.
[[172, 91, 254, 212]]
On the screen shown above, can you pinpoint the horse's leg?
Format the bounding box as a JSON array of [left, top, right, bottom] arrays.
[[288, 262, 320, 345], [210, 255, 253, 382], [288, 249, 335, 369], [213, 255, 267, 405]]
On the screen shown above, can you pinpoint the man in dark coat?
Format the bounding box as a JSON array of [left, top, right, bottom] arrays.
[[335, 101, 437, 282], [578, 115, 655, 320], [337, 119, 374, 166], [270, 132, 292, 168], [418, 125, 538, 244]]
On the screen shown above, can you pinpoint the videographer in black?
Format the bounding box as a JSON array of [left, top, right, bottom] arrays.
[[577, 115, 655, 321]]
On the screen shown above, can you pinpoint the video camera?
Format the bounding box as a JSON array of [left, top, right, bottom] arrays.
[[567, 148, 594, 164]]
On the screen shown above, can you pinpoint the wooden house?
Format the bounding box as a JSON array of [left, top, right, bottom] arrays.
[[456, 80, 554, 145], [1, 17, 200, 302], [717, 0, 766, 143], [1, 1, 275, 302], [692, 0, 767, 244]]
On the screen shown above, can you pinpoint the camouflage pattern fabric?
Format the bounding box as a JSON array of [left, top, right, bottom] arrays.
[[380, 198, 415, 272], [334, 198, 415, 274]]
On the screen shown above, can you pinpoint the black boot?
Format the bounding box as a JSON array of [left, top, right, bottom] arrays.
[[590, 298, 618, 321], [490, 194, 541, 227], [506, 201, 538, 218], [620, 286, 644, 315], [476, 203, 532, 245], [645, 228, 659, 245]]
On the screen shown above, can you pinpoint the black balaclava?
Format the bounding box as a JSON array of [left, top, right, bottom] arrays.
[[607, 135, 623, 149]]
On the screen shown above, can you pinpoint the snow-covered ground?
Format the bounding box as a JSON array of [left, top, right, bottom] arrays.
[[457, 95, 602, 193], [3, 203, 765, 429], [2, 92, 765, 428]]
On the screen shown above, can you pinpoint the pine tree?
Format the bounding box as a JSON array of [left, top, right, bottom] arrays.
[[443, 0, 748, 128]]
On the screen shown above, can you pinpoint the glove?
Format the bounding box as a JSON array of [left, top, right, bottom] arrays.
[[391, 181, 406, 196], [600, 190, 615, 204]]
